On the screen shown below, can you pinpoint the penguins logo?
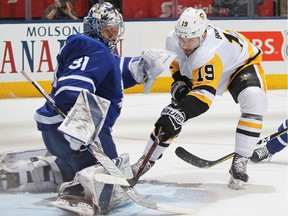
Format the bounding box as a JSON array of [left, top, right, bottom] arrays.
[[240, 73, 252, 81], [199, 13, 205, 20]]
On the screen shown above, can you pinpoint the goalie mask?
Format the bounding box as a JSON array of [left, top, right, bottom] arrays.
[[175, 8, 208, 54], [83, 2, 124, 52]]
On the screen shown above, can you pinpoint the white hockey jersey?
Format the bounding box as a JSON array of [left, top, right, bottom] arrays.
[[166, 24, 266, 109]]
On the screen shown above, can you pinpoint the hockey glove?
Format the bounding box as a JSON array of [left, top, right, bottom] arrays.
[[170, 81, 191, 104], [154, 105, 186, 142]]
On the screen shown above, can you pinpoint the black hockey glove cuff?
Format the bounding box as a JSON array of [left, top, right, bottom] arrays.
[[154, 105, 186, 142], [171, 81, 191, 104]]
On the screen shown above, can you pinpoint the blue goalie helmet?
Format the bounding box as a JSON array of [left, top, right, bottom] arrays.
[[83, 2, 124, 52]]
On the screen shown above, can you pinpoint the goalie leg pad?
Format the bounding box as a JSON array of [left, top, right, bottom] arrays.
[[57, 153, 133, 214], [0, 149, 63, 192]]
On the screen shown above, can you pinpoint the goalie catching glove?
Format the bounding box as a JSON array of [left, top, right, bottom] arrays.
[[155, 105, 186, 142], [129, 49, 176, 93]]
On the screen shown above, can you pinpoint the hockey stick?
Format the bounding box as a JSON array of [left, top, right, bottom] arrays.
[[128, 131, 164, 187], [94, 173, 131, 186], [93, 131, 164, 187], [21, 69, 160, 185], [21, 70, 196, 215], [94, 131, 164, 186], [21, 71, 66, 118], [175, 127, 288, 168]]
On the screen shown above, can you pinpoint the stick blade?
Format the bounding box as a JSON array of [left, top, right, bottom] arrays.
[[175, 147, 235, 168], [94, 173, 131, 187], [175, 147, 212, 168]]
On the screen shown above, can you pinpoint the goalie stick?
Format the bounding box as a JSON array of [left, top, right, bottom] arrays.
[[21, 69, 162, 186], [21, 70, 196, 215], [175, 127, 288, 168], [89, 144, 195, 215]]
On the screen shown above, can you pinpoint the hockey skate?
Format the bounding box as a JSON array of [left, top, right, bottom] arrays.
[[131, 155, 155, 177], [250, 145, 272, 163], [228, 153, 249, 190]]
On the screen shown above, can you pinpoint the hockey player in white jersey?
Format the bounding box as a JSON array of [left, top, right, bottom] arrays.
[[132, 7, 268, 190]]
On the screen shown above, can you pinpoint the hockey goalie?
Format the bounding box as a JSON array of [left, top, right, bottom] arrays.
[[0, 91, 133, 215]]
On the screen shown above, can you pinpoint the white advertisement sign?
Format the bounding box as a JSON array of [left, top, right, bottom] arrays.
[[0, 19, 287, 83]]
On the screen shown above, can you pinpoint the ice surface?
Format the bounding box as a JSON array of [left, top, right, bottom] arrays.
[[0, 90, 287, 215]]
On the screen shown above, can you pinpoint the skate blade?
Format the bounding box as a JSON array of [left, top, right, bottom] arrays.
[[228, 176, 247, 190]]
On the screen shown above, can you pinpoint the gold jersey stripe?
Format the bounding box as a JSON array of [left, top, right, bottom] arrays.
[[255, 63, 267, 92], [170, 60, 180, 75]]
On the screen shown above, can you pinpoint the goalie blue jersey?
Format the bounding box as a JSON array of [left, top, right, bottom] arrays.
[[35, 34, 138, 131]]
